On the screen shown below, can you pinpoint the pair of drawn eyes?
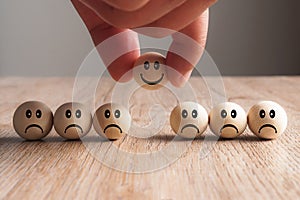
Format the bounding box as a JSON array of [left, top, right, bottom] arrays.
[[105, 109, 121, 119], [144, 61, 160, 70], [26, 109, 42, 119], [65, 109, 81, 119], [259, 109, 275, 119], [221, 109, 237, 118], [182, 109, 198, 118]]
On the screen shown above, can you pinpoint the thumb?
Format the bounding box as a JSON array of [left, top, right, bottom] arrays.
[[166, 10, 209, 87]]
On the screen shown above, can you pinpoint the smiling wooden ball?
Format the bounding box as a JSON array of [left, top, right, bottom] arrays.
[[54, 102, 92, 140], [13, 101, 53, 140], [93, 103, 131, 140], [209, 102, 247, 138], [133, 52, 168, 90], [248, 101, 287, 139], [170, 102, 208, 139]]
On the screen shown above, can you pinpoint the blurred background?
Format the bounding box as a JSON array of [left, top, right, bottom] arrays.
[[0, 0, 299, 76]]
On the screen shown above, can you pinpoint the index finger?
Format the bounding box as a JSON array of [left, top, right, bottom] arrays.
[[71, 0, 140, 82]]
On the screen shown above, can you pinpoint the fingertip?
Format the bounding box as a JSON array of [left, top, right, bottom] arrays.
[[167, 68, 193, 87], [107, 50, 139, 82], [102, 0, 150, 12], [90, 27, 139, 83], [166, 13, 209, 87], [166, 53, 193, 87]]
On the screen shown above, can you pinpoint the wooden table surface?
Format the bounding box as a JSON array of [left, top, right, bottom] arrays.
[[0, 76, 299, 200]]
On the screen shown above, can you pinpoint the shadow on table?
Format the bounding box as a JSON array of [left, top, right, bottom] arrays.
[[0, 131, 268, 145], [146, 133, 265, 142]]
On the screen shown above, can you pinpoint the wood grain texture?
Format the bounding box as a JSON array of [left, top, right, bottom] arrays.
[[0, 76, 299, 200]]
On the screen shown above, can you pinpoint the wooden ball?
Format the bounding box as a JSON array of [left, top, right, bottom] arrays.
[[13, 101, 53, 140], [54, 102, 92, 139], [133, 52, 168, 90], [170, 102, 208, 139], [209, 102, 247, 138], [248, 101, 287, 139], [93, 103, 131, 140]]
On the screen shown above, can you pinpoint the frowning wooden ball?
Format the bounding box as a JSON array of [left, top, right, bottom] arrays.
[[170, 102, 208, 139], [13, 101, 53, 140], [133, 52, 168, 90], [93, 103, 131, 140], [54, 102, 92, 140], [248, 101, 287, 139], [209, 102, 247, 138]]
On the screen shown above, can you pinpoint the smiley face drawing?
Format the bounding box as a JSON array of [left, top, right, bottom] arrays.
[[54, 102, 92, 140], [170, 102, 208, 139], [13, 101, 53, 140], [248, 101, 287, 139], [93, 103, 131, 140], [133, 52, 168, 90], [209, 102, 247, 139]]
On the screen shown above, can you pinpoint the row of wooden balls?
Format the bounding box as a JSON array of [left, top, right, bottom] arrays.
[[13, 100, 287, 141]]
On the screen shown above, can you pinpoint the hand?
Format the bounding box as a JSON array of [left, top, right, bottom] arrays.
[[71, 0, 216, 87]]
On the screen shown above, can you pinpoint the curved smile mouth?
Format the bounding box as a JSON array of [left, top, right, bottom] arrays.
[[64, 124, 83, 133], [140, 73, 164, 85], [220, 124, 239, 133], [104, 124, 122, 133], [258, 124, 277, 133], [25, 124, 43, 133], [181, 124, 200, 133]]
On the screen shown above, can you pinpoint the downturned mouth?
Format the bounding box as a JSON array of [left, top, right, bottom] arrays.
[[64, 124, 83, 133], [140, 73, 164, 85], [104, 124, 122, 133], [181, 124, 200, 133], [258, 124, 277, 133], [220, 124, 239, 133], [25, 124, 43, 133]]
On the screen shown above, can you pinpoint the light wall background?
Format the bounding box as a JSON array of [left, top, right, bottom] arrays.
[[0, 0, 299, 76]]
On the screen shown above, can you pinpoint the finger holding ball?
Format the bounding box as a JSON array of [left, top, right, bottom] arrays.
[[209, 102, 247, 139], [54, 102, 92, 140], [93, 103, 131, 140], [170, 102, 208, 139], [133, 52, 168, 90], [13, 101, 53, 140], [248, 101, 287, 139]]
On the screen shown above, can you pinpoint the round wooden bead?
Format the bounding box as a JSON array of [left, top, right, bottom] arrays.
[[133, 52, 168, 90], [248, 101, 287, 139], [93, 103, 131, 140], [53, 102, 92, 139], [13, 101, 53, 140], [170, 102, 208, 139], [209, 102, 247, 138]]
